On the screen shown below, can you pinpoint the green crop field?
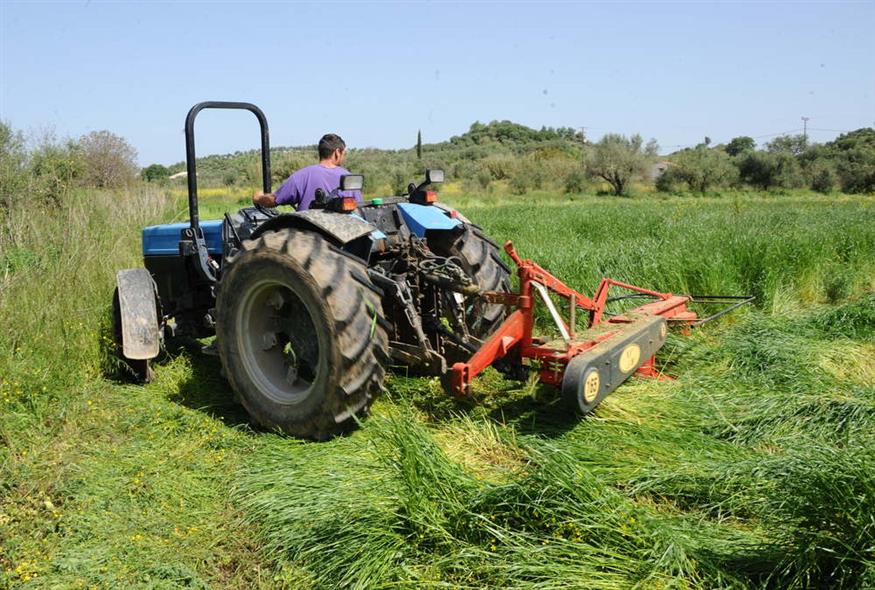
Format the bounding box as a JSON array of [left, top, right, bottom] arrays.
[[1, 188, 873, 589]]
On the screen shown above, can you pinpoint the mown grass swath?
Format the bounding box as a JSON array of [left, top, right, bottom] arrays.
[[1, 189, 873, 588]]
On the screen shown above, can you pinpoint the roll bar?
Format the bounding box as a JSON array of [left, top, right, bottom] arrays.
[[184, 101, 271, 231]]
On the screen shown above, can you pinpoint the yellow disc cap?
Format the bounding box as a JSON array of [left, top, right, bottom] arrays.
[[619, 343, 641, 373]]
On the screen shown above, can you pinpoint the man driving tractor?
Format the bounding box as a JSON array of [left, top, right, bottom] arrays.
[[253, 133, 362, 211]]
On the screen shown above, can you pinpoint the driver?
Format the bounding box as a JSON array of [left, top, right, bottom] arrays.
[[253, 133, 362, 211]]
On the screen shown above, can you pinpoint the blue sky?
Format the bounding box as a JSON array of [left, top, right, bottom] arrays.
[[1, 1, 873, 165]]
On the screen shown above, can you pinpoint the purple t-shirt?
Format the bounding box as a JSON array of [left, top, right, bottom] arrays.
[[274, 164, 363, 211]]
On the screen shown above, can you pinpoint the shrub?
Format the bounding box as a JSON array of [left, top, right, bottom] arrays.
[[563, 167, 587, 193], [391, 166, 411, 195], [475, 165, 492, 191], [29, 136, 86, 207], [141, 163, 169, 183], [0, 121, 27, 210], [481, 154, 520, 181], [509, 169, 531, 195], [271, 151, 311, 184], [806, 160, 837, 193]]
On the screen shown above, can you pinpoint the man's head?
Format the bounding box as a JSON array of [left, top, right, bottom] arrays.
[[318, 133, 346, 165]]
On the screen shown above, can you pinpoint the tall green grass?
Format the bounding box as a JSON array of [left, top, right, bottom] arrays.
[[0, 190, 271, 587], [1, 190, 873, 588], [446, 192, 874, 310]]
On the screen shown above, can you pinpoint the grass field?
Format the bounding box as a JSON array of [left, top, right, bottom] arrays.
[[1, 187, 873, 588]]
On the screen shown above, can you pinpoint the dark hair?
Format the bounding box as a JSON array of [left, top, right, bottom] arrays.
[[318, 133, 346, 160]]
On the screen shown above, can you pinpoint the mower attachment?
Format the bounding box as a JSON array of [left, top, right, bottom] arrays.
[[446, 242, 751, 413]]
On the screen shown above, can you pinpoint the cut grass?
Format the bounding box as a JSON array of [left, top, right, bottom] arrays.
[[1, 189, 873, 587], [236, 303, 874, 588]]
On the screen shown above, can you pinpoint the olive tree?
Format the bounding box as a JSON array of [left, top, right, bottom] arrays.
[[737, 150, 803, 190], [766, 134, 808, 157], [827, 128, 875, 193], [585, 133, 658, 196], [663, 145, 737, 193], [725, 136, 756, 157]]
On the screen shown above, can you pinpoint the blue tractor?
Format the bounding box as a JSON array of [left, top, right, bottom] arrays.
[[113, 102, 509, 439]]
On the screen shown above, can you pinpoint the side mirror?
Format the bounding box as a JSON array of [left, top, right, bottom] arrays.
[[340, 174, 364, 191], [425, 169, 444, 184]]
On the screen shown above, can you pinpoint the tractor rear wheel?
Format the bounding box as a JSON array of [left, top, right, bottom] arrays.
[[216, 229, 389, 440], [429, 224, 511, 338]]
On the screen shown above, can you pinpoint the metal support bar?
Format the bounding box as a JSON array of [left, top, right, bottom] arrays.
[[689, 295, 756, 327], [532, 281, 571, 344], [185, 101, 271, 233], [450, 309, 527, 395], [569, 293, 576, 339]]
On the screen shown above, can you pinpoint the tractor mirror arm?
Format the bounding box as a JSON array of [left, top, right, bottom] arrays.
[[410, 168, 444, 196]]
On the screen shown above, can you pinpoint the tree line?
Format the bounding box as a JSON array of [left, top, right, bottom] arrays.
[[654, 130, 875, 195], [1, 122, 139, 211], [3, 118, 873, 214], [148, 120, 874, 197]]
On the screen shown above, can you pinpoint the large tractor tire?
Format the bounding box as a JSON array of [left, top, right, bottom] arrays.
[[216, 229, 389, 440], [429, 224, 511, 338]]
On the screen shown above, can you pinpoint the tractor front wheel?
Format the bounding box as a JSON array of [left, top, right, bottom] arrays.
[[111, 289, 155, 383], [216, 229, 389, 439]]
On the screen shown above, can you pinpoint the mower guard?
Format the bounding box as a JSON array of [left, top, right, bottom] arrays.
[[116, 269, 161, 360]]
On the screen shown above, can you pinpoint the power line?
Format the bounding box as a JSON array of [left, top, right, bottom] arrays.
[[750, 128, 804, 139]]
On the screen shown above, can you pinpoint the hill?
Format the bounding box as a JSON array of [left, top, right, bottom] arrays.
[[164, 121, 588, 194]]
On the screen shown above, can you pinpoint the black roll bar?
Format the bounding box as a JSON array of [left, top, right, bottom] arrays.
[[184, 101, 271, 231]]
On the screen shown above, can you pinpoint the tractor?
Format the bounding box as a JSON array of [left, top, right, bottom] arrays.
[[113, 102, 511, 439], [114, 102, 751, 439]]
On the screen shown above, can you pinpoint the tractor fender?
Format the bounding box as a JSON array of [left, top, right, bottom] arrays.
[[250, 210, 374, 245], [396, 203, 462, 238], [115, 269, 161, 360]]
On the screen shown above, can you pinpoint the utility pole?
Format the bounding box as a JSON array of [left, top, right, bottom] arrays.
[[801, 117, 810, 141]]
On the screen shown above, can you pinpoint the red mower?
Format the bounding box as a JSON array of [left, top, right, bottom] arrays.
[[445, 242, 753, 414]]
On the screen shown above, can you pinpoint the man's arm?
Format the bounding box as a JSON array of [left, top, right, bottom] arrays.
[[256, 171, 302, 209], [253, 191, 278, 208]]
